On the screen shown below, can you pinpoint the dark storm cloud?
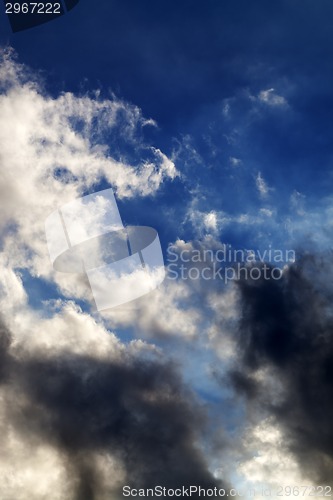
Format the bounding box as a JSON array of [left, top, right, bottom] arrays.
[[0, 316, 11, 381], [232, 255, 333, 484], [0, 318, 224, 499]]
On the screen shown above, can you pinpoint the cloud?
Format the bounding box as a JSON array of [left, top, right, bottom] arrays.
[[290, 190, 306, 216], [183, 196, 218, 236], [229, 157, 242, 167], [0, 304, 224, 499], [231, 255, 333, 485], [236, 417, 313, 494], [255, 172, 273, 199], [0, 48, 231, 498], [184, 197, 281, 244], [102, 278, 203, 340], [203, 211, 218, 232], [0, 48, 177, 202], [186, 208, 222, 236], [0, 47, 178, 300], [258, 89, 287, 107]]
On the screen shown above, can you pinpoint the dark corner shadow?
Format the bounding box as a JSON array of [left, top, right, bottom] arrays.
[[3, 0, 81, 33]]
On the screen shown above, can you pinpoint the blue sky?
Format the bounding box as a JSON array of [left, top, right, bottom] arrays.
[[1, 1, 333, 498]]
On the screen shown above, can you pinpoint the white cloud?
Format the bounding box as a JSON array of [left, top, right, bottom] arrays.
[[0, 48, 178, 299], [258, 88, 288, 107], [185, 197, 279, 238], [183, 194, 227, 236], [203, 211, 218, 232], [259, 208, 273, 217], [229, 156, 242, 167], [187, 208, 222, 235], [255, 171, 273, 199], [206, 285, 240, 362], [101, 278, 202, 340], [172, 134, 203, 167], [237, 418, 314, 496], [290, 190, 306, 216]]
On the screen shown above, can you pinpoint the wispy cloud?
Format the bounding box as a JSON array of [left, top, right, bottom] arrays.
[[258, 88, 288, 107], [255, 171, 273, 199]]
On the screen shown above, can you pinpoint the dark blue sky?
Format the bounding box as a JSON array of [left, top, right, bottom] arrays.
[[1, 0, 333, 125]]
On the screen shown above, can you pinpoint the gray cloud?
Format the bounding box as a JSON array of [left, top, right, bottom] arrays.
[[0, 316, 224, 499], [232, 255, 333, 484], [0, 316, 11, 382]]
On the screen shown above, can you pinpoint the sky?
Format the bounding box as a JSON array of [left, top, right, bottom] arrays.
[[1, 1, 333, 499]]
